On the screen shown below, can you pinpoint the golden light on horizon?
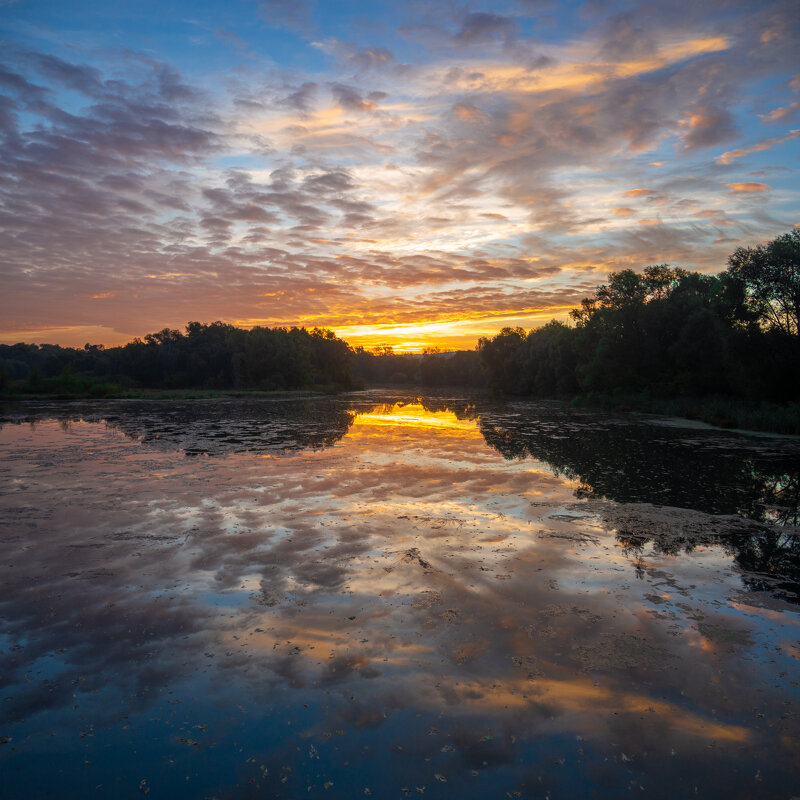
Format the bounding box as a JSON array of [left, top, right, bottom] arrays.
[[0, 306, 576, 350], [331, 306, 575, 352], [0, 325, 132, 348]]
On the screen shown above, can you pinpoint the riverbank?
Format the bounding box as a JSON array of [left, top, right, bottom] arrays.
[[567, 392, 800, 436], [0, 383, 357, 402]]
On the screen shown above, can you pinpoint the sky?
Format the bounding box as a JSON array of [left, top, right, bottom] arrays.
[[0, 0, 798, 352]]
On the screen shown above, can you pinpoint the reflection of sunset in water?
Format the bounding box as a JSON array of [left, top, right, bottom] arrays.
[[352, 402, 479, 433], [0, 395, 798, 799]]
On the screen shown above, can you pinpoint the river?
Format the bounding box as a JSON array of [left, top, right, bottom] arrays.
[[1, 392, 798, 798]]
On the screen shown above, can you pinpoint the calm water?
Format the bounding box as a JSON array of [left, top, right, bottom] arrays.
[[1, 392, 798, 799]]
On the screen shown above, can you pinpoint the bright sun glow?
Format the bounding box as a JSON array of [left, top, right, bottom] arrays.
[[333, 308, 574, 352]]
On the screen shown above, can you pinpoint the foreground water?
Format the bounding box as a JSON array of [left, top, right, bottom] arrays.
[[0, 392, 798, 799]]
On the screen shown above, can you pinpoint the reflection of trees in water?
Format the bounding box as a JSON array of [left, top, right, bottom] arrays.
[[107, 400, 358, 455], [2, 399, 358, 455], [382, 396, 800, 599], [750, 472, 799, 527], [473, 400, 800, 601], [476, 403, 800, 523], [615, 527, 800, 602], [418, 396, 480, 421], [421, 396, 798, 599], [728, 528, 800, 598]]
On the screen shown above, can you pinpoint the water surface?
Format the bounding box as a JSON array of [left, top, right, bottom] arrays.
[[1, 393, 798, 799]]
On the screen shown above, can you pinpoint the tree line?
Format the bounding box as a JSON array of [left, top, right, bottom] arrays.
[[473, 230, 800, 426], [0, 322, 354, 395]]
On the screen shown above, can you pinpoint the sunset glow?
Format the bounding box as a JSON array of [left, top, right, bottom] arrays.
[[331, 307, 575, 352], [1, 1, 798, 348], [352, 402, 478, 431]]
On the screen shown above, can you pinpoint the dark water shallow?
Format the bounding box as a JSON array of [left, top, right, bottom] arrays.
[[0, 392, 798, 799]]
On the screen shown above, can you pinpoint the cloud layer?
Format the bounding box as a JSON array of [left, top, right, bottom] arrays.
[[0, 0, 798, 349]]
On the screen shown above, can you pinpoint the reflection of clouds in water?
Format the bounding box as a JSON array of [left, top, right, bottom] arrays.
[[0, 397, 799, 797]]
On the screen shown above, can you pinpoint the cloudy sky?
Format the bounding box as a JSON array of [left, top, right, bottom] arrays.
[[1, 0, 798, 350]]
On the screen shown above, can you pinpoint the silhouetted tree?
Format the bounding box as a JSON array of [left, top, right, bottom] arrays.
[[0, 323, 356, 394], [726, 230, 800, 336], [473, 234, 799, 416], [478, 327, 526, 392]]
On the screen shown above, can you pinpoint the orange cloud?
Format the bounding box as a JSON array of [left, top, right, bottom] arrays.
[[760, 103, 800, 122], [716, 129, 800, 164], [431, 35, 730, 96], [725, 182, 771, 193], [612, 207, 635, 216]]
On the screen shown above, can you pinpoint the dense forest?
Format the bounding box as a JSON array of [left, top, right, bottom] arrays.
[[2, 231, 798, 430], [475, 230, 800, 420], [0, 323, 354, 395]]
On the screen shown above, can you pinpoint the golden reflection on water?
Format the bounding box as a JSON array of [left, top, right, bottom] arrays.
[[351, 402, 479, 434]]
